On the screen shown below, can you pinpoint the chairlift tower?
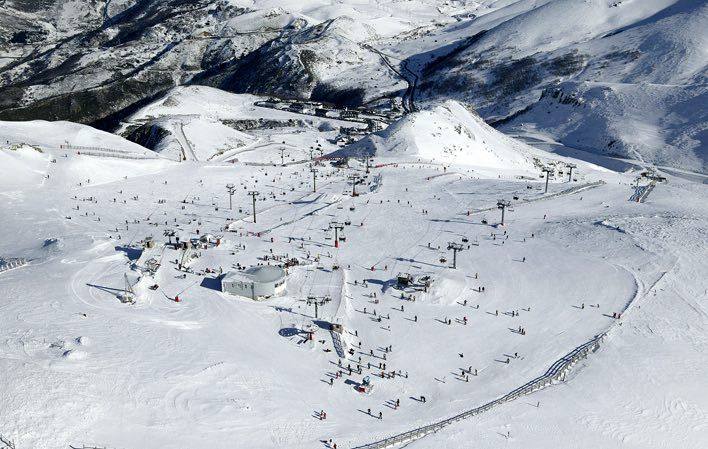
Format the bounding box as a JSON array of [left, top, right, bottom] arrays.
[[307, 295, 331, 319], [447, 242, 464, 269], [163, 228, 176, 244], [566, 163, 577, 182], [497, 199, 511, 226], [329, 221, 344, 248], [226, 183, 236, 209], [123, 273, 135, 303], [248, 191, 259, 223], [279, 148, 287, 166], [311, 167, 318, 193], [542, 167, 553, 193], [348, 174, 361, 197]]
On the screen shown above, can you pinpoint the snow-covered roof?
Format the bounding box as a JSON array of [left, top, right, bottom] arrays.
[[223, 266, 286, 284]]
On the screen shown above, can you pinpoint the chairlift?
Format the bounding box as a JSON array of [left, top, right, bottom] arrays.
[[439, 256, 447, 263], [481, 218, 488, 225], [461, 237, 469, 243]]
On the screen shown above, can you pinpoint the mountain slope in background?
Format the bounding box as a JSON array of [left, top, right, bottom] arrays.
[[411, 0, 707, 171], [0, 0, 705, 171]]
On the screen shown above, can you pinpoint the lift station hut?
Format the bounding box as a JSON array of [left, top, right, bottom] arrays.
[[221, 266, 287, 300]]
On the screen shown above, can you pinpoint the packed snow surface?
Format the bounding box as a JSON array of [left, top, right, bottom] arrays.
[[1, 96, 707, 449]]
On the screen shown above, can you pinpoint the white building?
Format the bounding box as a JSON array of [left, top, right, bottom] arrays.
[[221, 266, 287, 300]]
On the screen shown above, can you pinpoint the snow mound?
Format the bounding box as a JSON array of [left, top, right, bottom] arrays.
[[0, 144, 49, 192], [427, 270, 468, 306], [335, 101, 543, 172]]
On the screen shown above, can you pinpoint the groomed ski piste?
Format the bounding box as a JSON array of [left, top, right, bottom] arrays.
[[1, 95, 707, 449]]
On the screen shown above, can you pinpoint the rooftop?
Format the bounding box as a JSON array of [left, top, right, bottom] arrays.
[[223, 266, 286, 284]]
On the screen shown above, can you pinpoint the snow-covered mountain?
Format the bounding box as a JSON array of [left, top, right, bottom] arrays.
[[334, 100, 545, 173], [1, 2, 707, 449], [1, 0, 705, 171], [412, 0, 708, 171]]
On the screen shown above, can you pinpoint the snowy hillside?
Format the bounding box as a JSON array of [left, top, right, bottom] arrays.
[[1, 111, 706, 449], [118, 85, 366, 162], [1, 0, 704, 171], [0, 2, 707, 449], [335, 100, 546, 174], [0, 120, 170, 191], [0, 120, 157, 156], [408, 0, 707, 171]]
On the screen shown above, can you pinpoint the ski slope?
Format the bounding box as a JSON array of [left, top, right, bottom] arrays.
[[0, 103, 707, 449]]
